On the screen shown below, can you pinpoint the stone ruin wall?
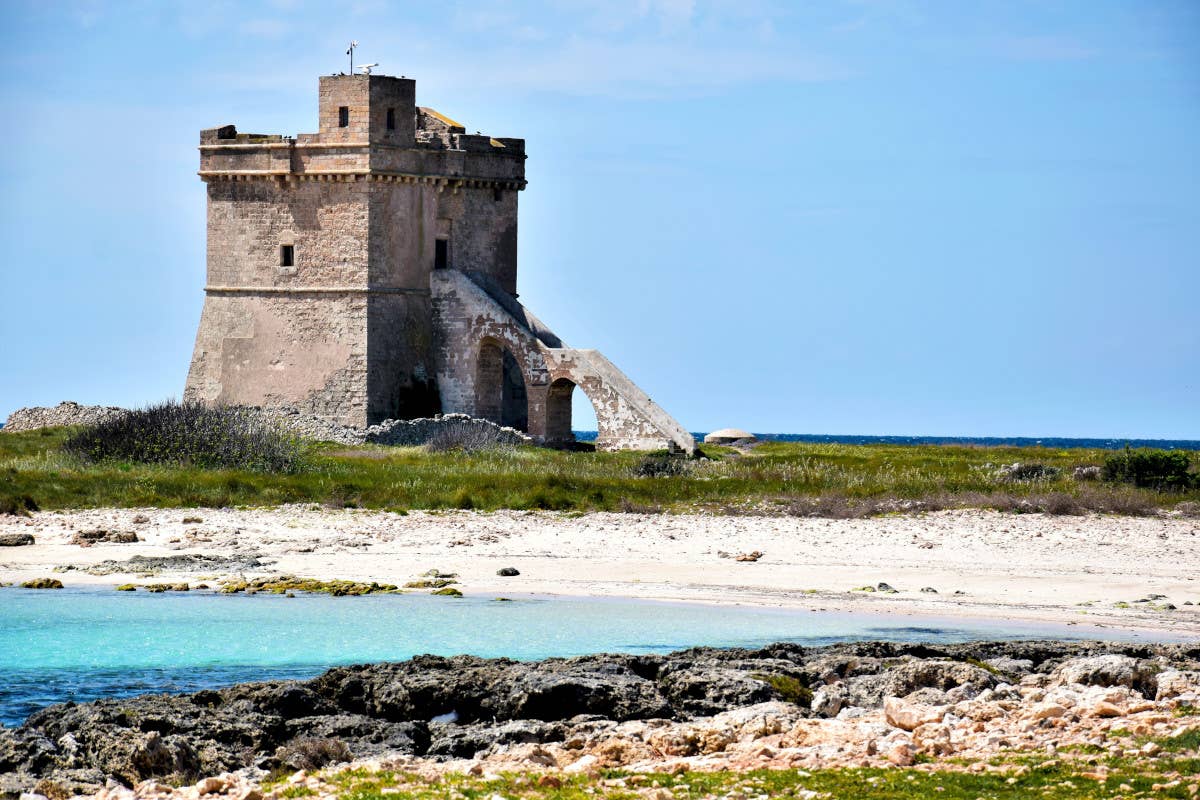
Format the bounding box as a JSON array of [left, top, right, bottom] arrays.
[[0, 402, 532, 448]]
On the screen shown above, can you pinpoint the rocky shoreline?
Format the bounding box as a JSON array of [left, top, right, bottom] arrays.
[[2, 640, 1198, 799]]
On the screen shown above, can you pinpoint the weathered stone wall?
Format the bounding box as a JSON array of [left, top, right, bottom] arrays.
[[203, 179, 369, 289], [1, 402, 531, 448], [185, 294, 369, 427], [436, 186, 519, 294], [1, 402, 126, 433], [317, 75, 416, 146]]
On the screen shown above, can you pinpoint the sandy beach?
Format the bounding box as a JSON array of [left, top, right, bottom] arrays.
[[2, 506, 1198, 636]]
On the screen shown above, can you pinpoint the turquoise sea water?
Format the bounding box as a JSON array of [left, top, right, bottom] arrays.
[[0, 588, 1183, 726]]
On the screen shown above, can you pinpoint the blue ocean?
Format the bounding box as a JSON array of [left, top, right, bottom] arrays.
[[575, 432, 1200, 451]]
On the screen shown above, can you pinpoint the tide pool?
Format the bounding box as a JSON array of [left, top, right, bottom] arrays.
[[0, 588, 1173, 726]]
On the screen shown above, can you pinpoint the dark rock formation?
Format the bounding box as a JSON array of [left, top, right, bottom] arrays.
[[2, 640, 1197, 796]]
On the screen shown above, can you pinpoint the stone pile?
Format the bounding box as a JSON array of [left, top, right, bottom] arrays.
[[1, 402, 126, 433], [3, 641, 1198, 798], [1, 402, 532, 448]]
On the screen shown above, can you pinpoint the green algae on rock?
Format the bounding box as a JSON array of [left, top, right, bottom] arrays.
[[19, 578, 63, 589], [219, 576, 401, 596]]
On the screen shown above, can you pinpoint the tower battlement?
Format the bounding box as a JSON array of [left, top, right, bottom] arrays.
[[199, 74, 525, 190]]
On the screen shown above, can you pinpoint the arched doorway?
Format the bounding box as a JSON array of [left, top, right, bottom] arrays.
[[475, 339, 528, 431], [544, 378, 599, 447]]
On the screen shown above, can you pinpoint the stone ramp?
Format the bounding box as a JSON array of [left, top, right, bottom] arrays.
[[432, 270, 696, 454], [545, 347, 697, 454]]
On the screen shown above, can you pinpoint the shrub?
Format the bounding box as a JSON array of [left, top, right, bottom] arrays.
[[619, 498, 664, 514], [0, 493, 39, 517], [997, 462, 1061, 482], [62, 401, 303, 473], [425, 422, 517, 453], [633, 454, 689, 478], [753, 673, 813, 707], [1103, 447, 1195, 491]]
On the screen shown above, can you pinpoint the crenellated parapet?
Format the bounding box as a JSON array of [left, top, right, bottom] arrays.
[[198, 75, 526, 191]]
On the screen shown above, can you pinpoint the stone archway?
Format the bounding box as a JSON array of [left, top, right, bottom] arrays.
[[544, 377, 605, 448], [475, 338, 528, 431]]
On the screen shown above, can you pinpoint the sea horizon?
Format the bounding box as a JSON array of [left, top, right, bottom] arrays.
[[4, 420, 1197, 451], [573, 430, 1200, 451]]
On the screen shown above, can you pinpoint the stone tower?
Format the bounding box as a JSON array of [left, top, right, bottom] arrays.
[[186, 74, 695, 453]]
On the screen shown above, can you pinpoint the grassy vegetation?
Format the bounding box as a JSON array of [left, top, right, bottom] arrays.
[[272, 735, 1200, 799], [1, 427, 1197, 515]]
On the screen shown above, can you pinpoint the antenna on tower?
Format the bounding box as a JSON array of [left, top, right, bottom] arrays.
[[346, 40, 358, 74]]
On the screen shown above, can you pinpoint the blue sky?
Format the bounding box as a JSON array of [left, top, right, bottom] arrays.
[[1, 0, 1197, 438]]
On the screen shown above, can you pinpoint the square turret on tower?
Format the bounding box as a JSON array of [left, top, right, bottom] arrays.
[[317, 74, 416, 145]]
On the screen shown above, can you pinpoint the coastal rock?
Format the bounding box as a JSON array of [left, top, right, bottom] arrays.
[[18, 579, 62, 590], [70, 530, 138, 547], [985, 657, 1035, 675], [886, 742, 915, 766], [809, 687, 845, 718], [496, 567, 520, 577], [883, 697, 945, 731], [427, 720, 563, 759], [0, 534, 35, 547], [1052, 655, 1159, 697], [506, 663, 672, 722], [4, 640, 1200, 794], [657, 666, 778, 718], [83, 554, 267, 576], [844, 660, 999, 708], [1155, 670, 1200, 701]]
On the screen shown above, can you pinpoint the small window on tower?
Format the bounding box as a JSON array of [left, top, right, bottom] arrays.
[[280, 245, 295, 267], [434, 239, 448, 271], [386, 108, 395, 130], [338, 106, 349, 128], [493, 188, 503, 202]]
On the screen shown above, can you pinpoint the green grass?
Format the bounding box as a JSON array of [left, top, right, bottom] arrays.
[[1, 428, 1196, 514], [285, 739, 1200, 799]]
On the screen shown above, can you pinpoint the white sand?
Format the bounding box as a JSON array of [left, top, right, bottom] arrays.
[[2, 506, 1198, 636]]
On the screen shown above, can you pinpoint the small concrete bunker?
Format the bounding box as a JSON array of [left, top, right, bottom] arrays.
[[185, 72, 695, 454]]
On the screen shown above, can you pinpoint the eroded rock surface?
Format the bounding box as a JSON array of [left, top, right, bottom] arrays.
[[2, 639, 1198, 797]]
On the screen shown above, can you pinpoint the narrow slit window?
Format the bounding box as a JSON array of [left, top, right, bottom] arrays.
[[280, 245, 295, 267], [386, 108, 395, 130], [434, 239, 448, 270], [493, 187, 503, 202], [338, 106, 349, 128]]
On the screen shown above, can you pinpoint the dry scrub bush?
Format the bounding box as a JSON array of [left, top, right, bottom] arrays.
[[425, 423, 518, 453], [276, 738, 352, 770], [63, 401, 302, 473]]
